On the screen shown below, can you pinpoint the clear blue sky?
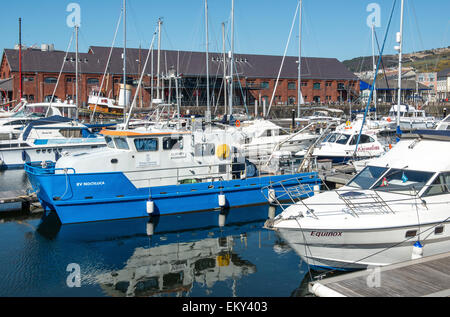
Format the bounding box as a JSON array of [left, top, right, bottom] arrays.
[[0, 0, 448, 62]]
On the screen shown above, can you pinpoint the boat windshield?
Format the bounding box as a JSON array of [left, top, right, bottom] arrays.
[[372, 169, 435, 194], [105, 136, 115, 149], [347, 166, 388, 189], [323, 133, 339, 143], [335, 134, 351, 145]]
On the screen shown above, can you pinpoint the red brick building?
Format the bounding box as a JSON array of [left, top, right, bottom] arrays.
[[0, 45, 359, 109]]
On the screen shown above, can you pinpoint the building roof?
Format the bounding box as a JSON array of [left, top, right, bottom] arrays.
[[3, 46, 358, 81], [437, 68, 450, 80], [361, 79, 431, 91], [0, 77, 13, 91]]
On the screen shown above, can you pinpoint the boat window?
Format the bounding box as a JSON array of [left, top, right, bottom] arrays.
[[114, 137, 130, 150], [163, 136, 183, 150], [194, 143, 215, 157], [349, 134, 375, 145], [335, 134, 350, 145], [105, 136, 115, 149], [323, 133, 339, 143], [373, 169, 434, 193], [423, 172, 450, 197], [134, 138, 158, 152], [347, 166, 388, 189]]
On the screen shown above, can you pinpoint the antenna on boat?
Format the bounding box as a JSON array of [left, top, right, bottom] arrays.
[[395, 0, 405, 139]]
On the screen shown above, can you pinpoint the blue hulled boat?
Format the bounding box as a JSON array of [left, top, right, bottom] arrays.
[[25, 126, 320, 224]]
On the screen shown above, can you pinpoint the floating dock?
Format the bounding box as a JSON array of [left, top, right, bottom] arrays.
[[0, 189, 38, 214], [309, 252, 450, 297]]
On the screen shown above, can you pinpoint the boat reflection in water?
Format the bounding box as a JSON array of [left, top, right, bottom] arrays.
[[36, 205, 287, 297]]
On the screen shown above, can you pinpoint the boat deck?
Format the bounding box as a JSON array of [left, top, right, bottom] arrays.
[[309, 252, 450, 297]]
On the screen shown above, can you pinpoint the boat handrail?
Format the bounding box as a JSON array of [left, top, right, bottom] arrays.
[[24, 161, 76, 175], [261, 175, 320, 213]]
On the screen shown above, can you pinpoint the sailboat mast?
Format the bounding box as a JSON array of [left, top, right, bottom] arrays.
[[372, 24, 377, 120], [222, 22, 227, 116], [19, 18, 22, 101], [205, 0, 211, 123], [297, 0, 302, 119], [157, 18, 162, 101], [123, 0, 127, 122], [228, 0, 234, 116], [396, 0, 405, 130], [75, 24, 79, 119]]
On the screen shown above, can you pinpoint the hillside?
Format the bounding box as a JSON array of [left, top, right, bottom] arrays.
[[343, 47, 450, 73]]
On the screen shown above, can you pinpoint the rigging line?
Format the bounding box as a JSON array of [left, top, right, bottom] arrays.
[[46, 29, 75, 117], [353, 0, 398, 157], [374, 29, 390, 92], [91, 9, 123, 122], [125, 26, 158, 129], [266, 1, 300, 118]]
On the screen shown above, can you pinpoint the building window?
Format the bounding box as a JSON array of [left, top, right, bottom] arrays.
[[337, 83, 345, 90], [313, 82, 321, 90], [288, 96, 296, 105], [23, 77, 34, 82], [260, 82, 270, 89], [44, 95, 58, 102], [66, 77, 75, 83], [313, 96, 320, 102], [301, 82, 308, 87], [325, 82, 332, 87], [87, 78, 100, 85], [288, 82, 296, 90], [44, 77, 58, 84]]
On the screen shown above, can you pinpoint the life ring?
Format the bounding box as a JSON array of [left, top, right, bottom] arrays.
[[235, 120, 241, 127], [216, 144, 230, 159]]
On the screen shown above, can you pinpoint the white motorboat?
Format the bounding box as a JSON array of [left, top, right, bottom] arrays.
[[296, 118, 387, 165], [266, 129, 450, 270], [436, 115, 450, 131], [382, 104, 437, 131], [0, 115, 105, 170], [0, 100, 79, 140], [237, 119, 318, 162]]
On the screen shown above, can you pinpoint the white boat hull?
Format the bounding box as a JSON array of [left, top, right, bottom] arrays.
[[277, 220, 450, 269]]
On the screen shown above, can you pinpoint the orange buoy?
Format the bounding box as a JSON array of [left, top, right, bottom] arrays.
[[235, 120, 241, 127]]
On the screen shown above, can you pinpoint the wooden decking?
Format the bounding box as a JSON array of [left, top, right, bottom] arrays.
[[309, 252, 450, 297]]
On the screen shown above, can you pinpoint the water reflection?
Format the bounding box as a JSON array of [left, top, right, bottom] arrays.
[[34, 205, 303, 297]]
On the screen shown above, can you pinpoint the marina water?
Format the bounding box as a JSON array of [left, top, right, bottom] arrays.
[[0, 169, 314, 297]]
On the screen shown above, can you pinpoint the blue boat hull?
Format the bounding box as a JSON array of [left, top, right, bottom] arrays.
[[25, 163, 320, 224]]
